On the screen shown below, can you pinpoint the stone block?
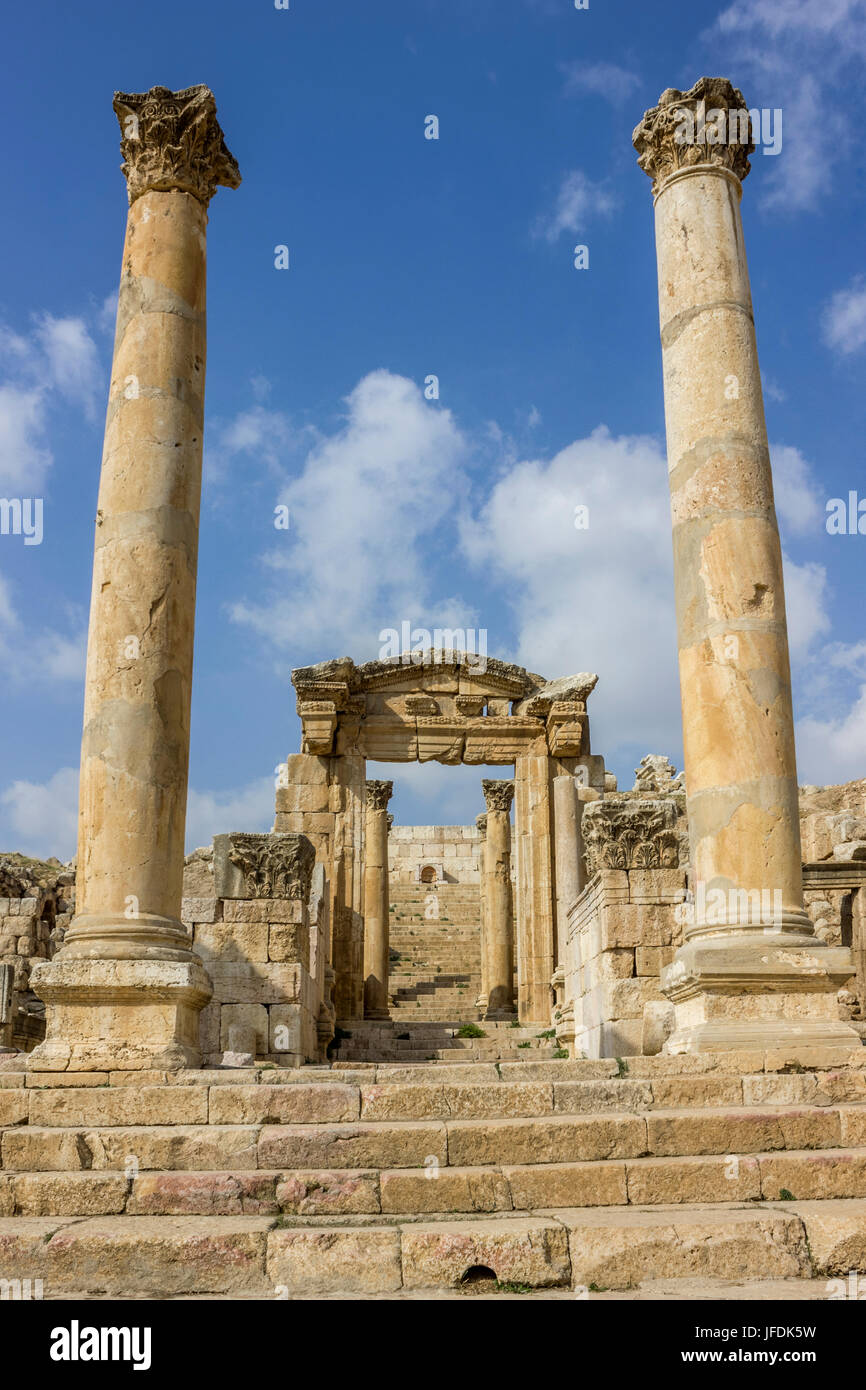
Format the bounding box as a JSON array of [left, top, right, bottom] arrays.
[[401, 1217, 570, 1289], [194, 923, 269, 963], [219, 1004, 268, 1056], [267, 1227, 402, 1294]]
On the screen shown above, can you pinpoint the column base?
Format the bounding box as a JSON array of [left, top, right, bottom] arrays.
[[661, 934, 860, 1054], [363, 1008, 391, 1022], [26, 957, 212, 1072]]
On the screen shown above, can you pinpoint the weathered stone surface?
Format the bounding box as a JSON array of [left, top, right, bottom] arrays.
[[381, 1166, 512, 1215], [401, 1217, 570, 1289], [504, 1160, 627, 1209], [267, 1226, 402, 1294], [10, 1172, 128, 1217], [208, 1083, 359, 1126], [275, 1170, 380, 1216], [445, 1115, 646, 1166], [625, 1155, 761, 1205], [258, 1121, 447, 1171], [128, 1172, 279, 1216], [562, 1207, 808, 1289]]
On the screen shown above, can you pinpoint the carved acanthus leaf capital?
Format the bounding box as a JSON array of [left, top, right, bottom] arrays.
[[633, 77, 753, 196], [113, 85, 241, 205], [476, 813, 488, 836], [482, 779, 515, 814], [583, 799, 688, 876], [225, 833, 315, 901], [366, 780, 394, 811]]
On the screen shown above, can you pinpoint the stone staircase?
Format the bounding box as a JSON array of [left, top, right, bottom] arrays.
[[331, 1020, 560, 1064], [388, 885, 482, 1022], [4, 1046, 866, 1297]]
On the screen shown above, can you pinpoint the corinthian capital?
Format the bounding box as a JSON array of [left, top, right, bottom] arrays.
[[366, 780, 394, 812], [633, 77, 754, 196], [113, 85, 241, 205], [482, 779, 514, 814]]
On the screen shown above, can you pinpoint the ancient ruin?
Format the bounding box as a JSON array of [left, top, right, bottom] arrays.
[[2, 79, 866, 1302]]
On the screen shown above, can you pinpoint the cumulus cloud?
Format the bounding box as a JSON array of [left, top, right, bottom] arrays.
[[460, 425, 681, 759], [772, 443, 825, 535], [533, 170, 619, 243], [0, 311, 104, 490], [797, 685, 866, 785], [185, 776, 275, 852], [707, 0, 866, 212], [229, 370, 478, 659], [0, 767, 79, 861], [822, 278, 866, 355]]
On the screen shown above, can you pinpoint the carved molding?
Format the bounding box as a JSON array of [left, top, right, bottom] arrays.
[[633, 76, 753, 196], [365, 779, 394, 812], [482, 778, 515, 814], [224, 833, 315, 900], [113, 85, 241, 205], [583, 799, 688, 875], [476, 813, 488, 837]]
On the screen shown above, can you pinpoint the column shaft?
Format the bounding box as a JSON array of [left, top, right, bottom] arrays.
[[634, 78, 856, 1051], [482, 780, 515, 1019], [28, 86, 240, 1071], [363, 781, 393, 1019]]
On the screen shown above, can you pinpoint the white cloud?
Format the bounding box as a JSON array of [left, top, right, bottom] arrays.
[[229, 370, 477, 659], [707, 0, 866, 212], [771, 443, 824, 535], [0, 573, 87, 684], [460, 425, 682, 759], [782, 553, 832, 657], [797, 684, 866, 785], [0, 385, 51, 492], [0, 767, 78, 860], [822, 278, 866, 355], [533, 170, 618, 243], [35, 315, 103, 420], [0, 311, 104, 490], [185, 776, 275, 852], [561, 61, 641, 104]]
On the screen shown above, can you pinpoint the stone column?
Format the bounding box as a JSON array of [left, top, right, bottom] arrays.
[[29, 86, 240, 1071], [633, 78, 856, 1052], [552, 774, 582, 970], [482, 779, 516, 1019], [363, 780, 393, 1019], [514, 750, 555, 1022], [475, 813, 489, 1014]]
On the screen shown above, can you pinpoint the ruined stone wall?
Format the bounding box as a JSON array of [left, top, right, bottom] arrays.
[[0, 856, 74, 1051], [388, 825, 482, 886], [181, 834, 332, 1067]]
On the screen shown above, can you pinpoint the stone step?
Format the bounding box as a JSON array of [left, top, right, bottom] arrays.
[[6, 1147, 866, 1220], [2, 1199, 865, 1295], [8, 1103, 862, 1173]]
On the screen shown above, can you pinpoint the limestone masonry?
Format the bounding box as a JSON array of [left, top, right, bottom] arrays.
[[2, 79, 866, 1301]]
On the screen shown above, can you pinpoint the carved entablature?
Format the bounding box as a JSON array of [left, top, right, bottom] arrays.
[[482, 779, 515, 814], [113, 85, 241, 205], [633, 76, 754, 197], [582, 800, 688, 877], [213, 832, 316, 901], [290, 653, 599, 765]]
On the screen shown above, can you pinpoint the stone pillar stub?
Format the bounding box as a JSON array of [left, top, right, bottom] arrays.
[[475, 812, 489, 1013], [364, 780, 393, 1019], [634, 77, 857, 1053], [28, 86, 240, 1072], [482, 779, 516, 1019]]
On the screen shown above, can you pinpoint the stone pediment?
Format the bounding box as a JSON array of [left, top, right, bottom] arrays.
[[290, 652, 598, 762]]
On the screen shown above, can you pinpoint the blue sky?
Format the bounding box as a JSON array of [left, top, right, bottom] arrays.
[[1, 0, 864, 859]]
